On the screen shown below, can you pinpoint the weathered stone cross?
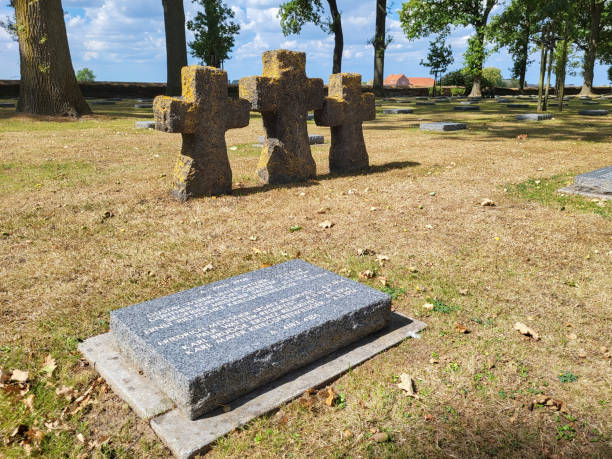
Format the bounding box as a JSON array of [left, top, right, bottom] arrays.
[[315, 73, 375, 173], [239, 50, 324, 184], [153, 66, 250, 201]]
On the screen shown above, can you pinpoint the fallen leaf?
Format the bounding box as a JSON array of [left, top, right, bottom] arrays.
[[378, 277, 388, 287], [567, 333, 577, 340], [55, 386, 74, 400], [357, 248, 375, 256], [422, 303, 434, 310], [369, 206, 378, 211], [372, 432, 389, 443], [325, 387, 337, 407], [480, 199, 496, 207], [359, 270, 375, 279], [343, 429, 353, 439], [251, 247, 262, 254], [319, 220, 334, 229], [10, 369, 29, 383], [261, 263, 272, 268], [289, 225, 302, 233], [22, 393, 34, 412], [77, 432, 85, 443], [0, 368, 9, 384], [517, 133, 528, 140], [424, 414, 435, 421], [407, 266, 418, 273], [577, 350, 587, 359], [514, 322, 540, 340], [202, 263, 214, 272], [249, 235, 257, 241], [455, 323, 470, 334], [317, 207, 330, 214], [41, 355, 57, 378], [458, 288, 469, 296], [25, 426, 44, 443], [429, 358, 439, 364], [397, 373, 419, 399], [376, 254, 390, 266]]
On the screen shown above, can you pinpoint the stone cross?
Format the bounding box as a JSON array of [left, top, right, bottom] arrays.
[[314, 73, 375, 173], [239, 50, 324, 184], [153, 66, 250, 201]]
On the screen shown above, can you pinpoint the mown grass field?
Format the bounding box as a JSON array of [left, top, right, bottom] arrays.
[[0, 95, 611, 458]]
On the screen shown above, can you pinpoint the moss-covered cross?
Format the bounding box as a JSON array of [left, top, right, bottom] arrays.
[[153, 66, 250, 201], [315, 73, 375, 173], [239, 50, 324, 184]]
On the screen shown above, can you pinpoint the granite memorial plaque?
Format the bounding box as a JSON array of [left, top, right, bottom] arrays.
[[516, 113, 553, 121], [507, 104, 529, 108], [559, 166, 611, 200], [383, 108, 413, 114], [420, 122, 467, 131], [0, 103, 15, 108], [579, 109, 608, 116], [136, 121, 156, 129], [454, 105, 480, 111], [110, 259, 391, 420]]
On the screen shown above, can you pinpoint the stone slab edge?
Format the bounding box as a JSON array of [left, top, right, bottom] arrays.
[[558, 186, 611, 201], [78, 334, 175, 419], [150, 312, 425, 458]]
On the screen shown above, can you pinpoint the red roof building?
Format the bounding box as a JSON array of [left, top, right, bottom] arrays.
[[384, 74, 410, 88], [405, 77, 435, 87]]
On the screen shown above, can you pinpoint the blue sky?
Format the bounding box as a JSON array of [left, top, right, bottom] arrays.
[[0, 0, 609, 86]]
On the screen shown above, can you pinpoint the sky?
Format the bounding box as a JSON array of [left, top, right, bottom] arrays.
[[0, 0, 609, 86]]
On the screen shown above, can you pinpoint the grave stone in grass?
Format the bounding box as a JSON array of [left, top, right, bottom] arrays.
[[454, 105, 480, 111], [383, 108, 413, 114], [136, 121, 156, 129], [507, 104, 529, 108], [460, 101, 479, 105], [435, 97, 450, 102], [516, 113, 553, 121], [0, 103, 15, 108], [578, 109, 608, 116], [498, 98, 512, 103], [416, 101, 435, 106], [559, 166, 611, 200], [153, 66, 250, 201], [415, 96, 429, 100], [582, 100, 600, 105], [138, 98, 154, 103], [420, 122, 466, 131], [239, 50, 324, 185], [108, 260, 392, 420], [92, 100, 115, 105], [135, 104, 153, 108], [315, 73, 375, 173]]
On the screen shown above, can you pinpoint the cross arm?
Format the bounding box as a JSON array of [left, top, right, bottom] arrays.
[[360, 93, 376, 122], [314, 97, 345, 127], [225, 98, 251, 130], [306, 78, 325, 111], [239, 76, 278, 112], [153, 96, 197, 134]]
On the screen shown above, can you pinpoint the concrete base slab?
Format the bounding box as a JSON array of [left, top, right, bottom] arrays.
[[420, 122, 467, 131], [383, 109, 413, 114], [82, 312, 425, 459], [558, 186, 611, 200], [454, 105, 479, 111]]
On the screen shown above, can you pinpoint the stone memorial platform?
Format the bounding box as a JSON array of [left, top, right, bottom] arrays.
[[0, 102, 15, 108], [383, 108, 413, 114], [579, 109, 608, 116], [454, 105, 479, 111], [136, 121, 156, 129], [420, 122, 467, 131], [416, 101, 435, 106], [582, 100, 600, 105], [516, 113, 553, 121], [80, 260, 425, 458], [558, 166, 611, 200], [507, 104, 529, 108]]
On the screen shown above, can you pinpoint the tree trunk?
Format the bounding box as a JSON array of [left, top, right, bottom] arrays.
[[162, 0, 187, 96], [558, 24, 569, 112], [518, 25, 530, 94], [537, 40, 547, 112], [327, 0, 343, 74], [543, 43, 554, 111], [468, 29, 486, 98], [579, 0, 604, 96], [373, 0, 387, 96], [14, 0, 90, 116]]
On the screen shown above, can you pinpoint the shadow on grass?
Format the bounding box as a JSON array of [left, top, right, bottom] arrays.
[[231, 160, 420, 197]]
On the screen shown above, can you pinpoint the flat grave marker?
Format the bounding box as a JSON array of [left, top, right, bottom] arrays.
[[420, 122, 466, 131], [516, 113, 553, 121], [416, 101, 435, 106], [135, 103, 153, 109], [582, 100, 600, 105], [454, 105, 480, 111], [507, 104, 529, 108], [0, 102, 15, 108], [578, 109, 608, 116], [383, 108, 413, 114], [257, 134, 324, 146], [136, 121, 156, 129], [559, 166, 611, 200]]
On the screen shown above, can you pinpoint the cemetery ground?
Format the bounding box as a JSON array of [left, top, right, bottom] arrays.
[[0, 96, 610, 458]]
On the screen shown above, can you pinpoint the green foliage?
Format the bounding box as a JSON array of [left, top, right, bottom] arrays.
[[558, 371, 578, 383], [379, 284, 405, 299], [428, 298, 459, 314], [608, 65, 612, 83], [75, 67, 95, 82], [440, 70, 466, 87], [187, 0, 240, 68], [420, 29, 454, 84], [482, 67, 502, 88], [278, 0, 326, 35]]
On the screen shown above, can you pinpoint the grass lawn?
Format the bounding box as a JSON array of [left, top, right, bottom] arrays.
[[0, 96, 610, 458]]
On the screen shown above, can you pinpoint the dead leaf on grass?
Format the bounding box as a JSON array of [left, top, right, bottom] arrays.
[[41, 355, 57, 378], [10, 369, 29, 383], [0, 368, 9, 384], [359, 270, 375, 279], [317, 207, 330, 214], [325, 387, 338, 407], [455, 323, 470, 334], [378, 277, 388, 287], [76, 432, 85, 443], [458, 288, 469, 295], [422, 303, 434, 310], [22, 393, 34, 412], [376, 254, 389, 266], [357, 248, 375, 256], [397, 373, 419, 399], [343, 429, 353, 439], [529, 395, 568, 413], [202, 263, 214, 272], [372, 432, 390, 443], [319, 220, 334, 229], [516, 134, 528, 140], [480, 199, 496, 207], [514, 322, 540, 340]]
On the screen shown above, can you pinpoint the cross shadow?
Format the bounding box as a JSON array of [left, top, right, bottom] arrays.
[[231, 160, 420, 197]]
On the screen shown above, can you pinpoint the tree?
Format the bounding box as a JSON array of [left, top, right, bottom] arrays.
[[162, 0, 188, 96], [187, 0, 240, 68], [278, 0, 343, 74], [400, 0, 499, 97], [488, 0, 539, 94], [608, 65, 612, 83], [13, 0, 91, 117], [76, 68, 95, 82], [420, 29, 453, 96], [482, 67, 502, 88], [575, 0, 611, 96], [371, 0, 392, 95]]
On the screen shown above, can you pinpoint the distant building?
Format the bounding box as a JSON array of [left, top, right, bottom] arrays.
[[384, 74, 435, 88], [384, 74, 410, 88]]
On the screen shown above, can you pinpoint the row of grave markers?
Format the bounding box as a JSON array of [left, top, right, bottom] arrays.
[[153, 49, 375, 202]]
